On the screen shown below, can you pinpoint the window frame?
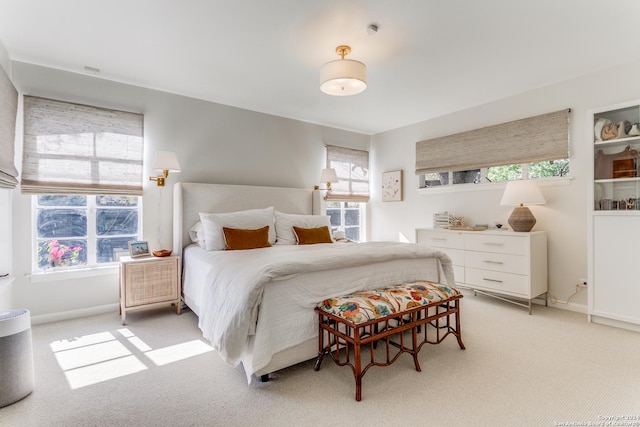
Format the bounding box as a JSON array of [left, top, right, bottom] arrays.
[[32, 195, 142, 274], [419, 158, 571, 191], [325, 201, 367, 242], [417, 173, 572, 196]]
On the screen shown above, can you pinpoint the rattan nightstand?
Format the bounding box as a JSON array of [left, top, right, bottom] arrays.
[[119, 255, 181, 325]]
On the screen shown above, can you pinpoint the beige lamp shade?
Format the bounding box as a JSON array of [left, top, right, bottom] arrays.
[[152, 151, 181, 172], [320, 45, 367, 96], [320, 168, 339, 190], [150, 151, 180, 186], [500, 180, 545, 232]]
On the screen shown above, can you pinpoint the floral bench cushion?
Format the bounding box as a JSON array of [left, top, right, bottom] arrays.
[[317, 280, 460, 325]]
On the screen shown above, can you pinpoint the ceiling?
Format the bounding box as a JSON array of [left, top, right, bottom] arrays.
[[1, 0, 639, 135]]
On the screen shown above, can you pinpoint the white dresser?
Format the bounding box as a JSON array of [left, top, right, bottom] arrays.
[[416, 228, 548, 313]]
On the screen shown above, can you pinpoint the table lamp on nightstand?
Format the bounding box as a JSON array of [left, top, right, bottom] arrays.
[[500, 180, 546, 232]]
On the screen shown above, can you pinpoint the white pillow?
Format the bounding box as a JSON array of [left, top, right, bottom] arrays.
[[274, 211, 333, 245], [199, 207, 275, 251], [188, 221, 204, 246]]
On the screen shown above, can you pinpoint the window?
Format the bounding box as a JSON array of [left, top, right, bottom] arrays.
[[35, 195, 140, 270], [325, 145, 370, 202], [21, 96, 144, 195], [326, 201, 365, 242], [21, 96, 144, 272], [422, 158, 569, 188], [324, 145, 370, 241], [416, 109, 570, 188]]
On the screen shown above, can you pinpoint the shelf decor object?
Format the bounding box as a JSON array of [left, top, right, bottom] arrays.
[[500, 180, 546, 232], [433, 212, 451, 228]]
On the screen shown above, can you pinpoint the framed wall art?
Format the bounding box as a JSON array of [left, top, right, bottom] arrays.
[[382, 170, 403, 202]]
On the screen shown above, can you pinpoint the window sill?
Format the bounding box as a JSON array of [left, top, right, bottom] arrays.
[[29, 265, 119, 283], [417, 176, 573, 195], [0, 275, 15, 290]]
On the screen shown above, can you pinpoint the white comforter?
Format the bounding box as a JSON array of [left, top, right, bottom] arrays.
[[188, 242, 453, 376]]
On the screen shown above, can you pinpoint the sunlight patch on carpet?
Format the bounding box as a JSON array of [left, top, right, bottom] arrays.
[[50, 328, 213, 390], [144, 339, 214, 366], [64, 355, 148, 389]]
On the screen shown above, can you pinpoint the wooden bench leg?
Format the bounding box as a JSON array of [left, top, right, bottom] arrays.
[[411, 313, 422, 372], [455, 304, 466, 350], [354, 336, 362, 402], [314, 321, 325, 371]]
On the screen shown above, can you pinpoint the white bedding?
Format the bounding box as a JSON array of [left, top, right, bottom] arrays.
[[182, 241, 454, 380]]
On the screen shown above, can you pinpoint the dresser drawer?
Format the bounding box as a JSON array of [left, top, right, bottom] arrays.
[[419, 230, 464, 249], [436, 247, 464, 266], [465, 251, 528, 275], [465, 267, 528, 296], [453, 265, 465, 284], [464, 234, 527, 255]]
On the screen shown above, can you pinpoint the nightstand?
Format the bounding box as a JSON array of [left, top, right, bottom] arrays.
[[119, 255, 181, 325]]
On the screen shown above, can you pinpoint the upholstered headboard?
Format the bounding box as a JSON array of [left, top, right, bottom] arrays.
[[173, 182, 322, 254]]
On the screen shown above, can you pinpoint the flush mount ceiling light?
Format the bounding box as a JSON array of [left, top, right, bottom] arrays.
[[320, 45, 367, 96]]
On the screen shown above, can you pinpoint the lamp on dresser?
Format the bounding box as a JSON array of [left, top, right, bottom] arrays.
[[500, 180, 546, 232]]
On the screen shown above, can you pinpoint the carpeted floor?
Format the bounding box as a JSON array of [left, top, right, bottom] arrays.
[[1, 290, 639, 427]]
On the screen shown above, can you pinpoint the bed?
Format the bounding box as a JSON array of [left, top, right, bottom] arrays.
[[173, 182, 455, 382]]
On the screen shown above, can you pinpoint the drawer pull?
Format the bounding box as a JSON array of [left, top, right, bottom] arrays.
[[483, 260, 504, 265], [483, 242, 504, 246], [430, 238, 446, 241], [482, 278, 503, 283]]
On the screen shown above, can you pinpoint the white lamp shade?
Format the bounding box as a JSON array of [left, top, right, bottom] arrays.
[[152, 151, 181, 172], [320, 168, 339, 183], [500, 180, 545, 206], [320, 59, 367, 96]]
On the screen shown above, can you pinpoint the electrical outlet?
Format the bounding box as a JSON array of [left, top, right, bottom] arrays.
[[578, 278, 588, 288]]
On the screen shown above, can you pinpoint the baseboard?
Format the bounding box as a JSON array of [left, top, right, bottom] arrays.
[[589, 315, 640, 333], [548, 300, 588, 314], [31, 303, 119, 325]]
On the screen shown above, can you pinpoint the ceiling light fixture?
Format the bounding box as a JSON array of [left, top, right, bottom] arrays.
[[320, 45, 367, 96]]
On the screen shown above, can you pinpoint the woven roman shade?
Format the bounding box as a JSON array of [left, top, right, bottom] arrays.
[[326, 145, 370, 202], [415, 109, 570, 175], [21, 96, 144, 195], [0, 63, 18, 189]]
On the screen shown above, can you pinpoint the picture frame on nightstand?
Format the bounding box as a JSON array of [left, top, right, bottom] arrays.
[[128, 240, 150, 258]]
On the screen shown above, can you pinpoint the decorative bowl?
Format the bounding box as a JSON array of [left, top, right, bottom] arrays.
[[153, 249, 172, 257]]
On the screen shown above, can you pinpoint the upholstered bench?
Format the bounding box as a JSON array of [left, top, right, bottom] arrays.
[[314, 280, 464, 401]]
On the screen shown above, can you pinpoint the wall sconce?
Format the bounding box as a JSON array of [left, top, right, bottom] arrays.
[[500, 180, 546, 232], [317, 168, 339, 191], [149, 151, 181, 187]]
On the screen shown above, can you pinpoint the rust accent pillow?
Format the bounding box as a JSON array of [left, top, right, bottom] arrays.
[[222, 226, 271, 250], [292, 226, 333, 245]]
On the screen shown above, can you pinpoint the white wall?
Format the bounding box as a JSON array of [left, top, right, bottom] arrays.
[[371, 59, 640, 311], [8, 62, 370, 320]]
